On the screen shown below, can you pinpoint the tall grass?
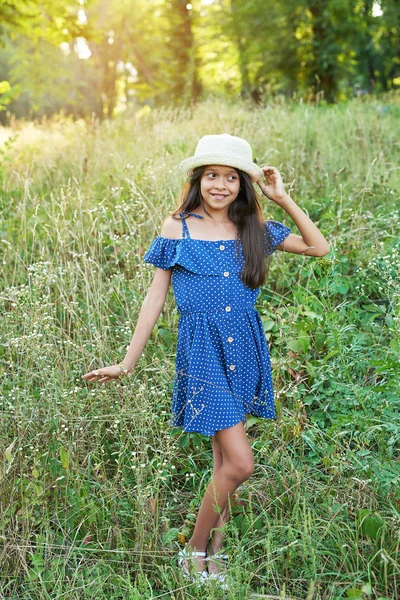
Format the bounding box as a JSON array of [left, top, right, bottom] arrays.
[[0, 93, 399, 599]]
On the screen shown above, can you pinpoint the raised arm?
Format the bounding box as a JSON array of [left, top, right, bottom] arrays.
[[256, 166, 330, 257], [274, 194, 330, 256]]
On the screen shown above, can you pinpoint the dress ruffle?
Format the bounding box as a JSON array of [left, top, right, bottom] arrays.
[[144, 237, 244, 275], [143, 236, 181, 271]]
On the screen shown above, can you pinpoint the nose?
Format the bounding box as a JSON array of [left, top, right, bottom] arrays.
[[213, 177, 226, 190]]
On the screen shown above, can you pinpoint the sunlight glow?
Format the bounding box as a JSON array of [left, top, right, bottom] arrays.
[[372, 1, 383, 16], [74, 37, 91, 59], [201, 0, 215, 4], [125, 62, 138, 79], [60, 42, 71, 56], [77, 9, 87, 24]]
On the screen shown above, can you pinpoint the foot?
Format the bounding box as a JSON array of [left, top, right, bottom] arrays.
[[178, 546, 208, 581], [206, 540, 229, 590], [206, 540, 228, 575]]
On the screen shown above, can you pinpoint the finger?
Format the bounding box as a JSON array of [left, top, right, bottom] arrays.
[[257, 185, 270, 196], [82, 373, 95, 380], [263, 170, 277, 179], [261, 171, 276, 182], [99, 377, 111, 383], [88, 371, 102, 382], [85, 370, 100, 379]]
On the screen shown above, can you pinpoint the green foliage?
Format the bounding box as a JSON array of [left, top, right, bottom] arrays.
[[0, 0, 400, 118], [0, 80, 14, 111], [0, 0, 91, 44]]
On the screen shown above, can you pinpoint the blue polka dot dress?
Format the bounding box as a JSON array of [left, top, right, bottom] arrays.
[[143, 211, 291, 437]]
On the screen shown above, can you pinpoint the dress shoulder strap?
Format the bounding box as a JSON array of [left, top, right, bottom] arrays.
[[179, 211, 191, 239], [179, 211, 203, 239]]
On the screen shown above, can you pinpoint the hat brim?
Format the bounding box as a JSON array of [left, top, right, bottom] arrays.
[[179, 154, 263, 182]]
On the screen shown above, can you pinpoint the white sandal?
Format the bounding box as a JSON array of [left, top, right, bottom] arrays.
[[205, 547, 229, 590], [178, 547, 209, 585]]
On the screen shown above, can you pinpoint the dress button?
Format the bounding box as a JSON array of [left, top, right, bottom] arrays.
[[223, 271, 229, 277], [229, 365, 236, 371], [225, 306, 231, 312], [227, 337, 234, 343], [219, 245, 225, 250]]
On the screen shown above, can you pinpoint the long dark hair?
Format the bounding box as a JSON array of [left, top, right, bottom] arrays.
[[171, 166, 274, 289]]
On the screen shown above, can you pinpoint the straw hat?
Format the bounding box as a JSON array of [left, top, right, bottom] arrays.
[[179, 134, 264, 182]]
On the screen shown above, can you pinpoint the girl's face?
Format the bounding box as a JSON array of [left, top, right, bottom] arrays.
[[200, 165, 241, 210]]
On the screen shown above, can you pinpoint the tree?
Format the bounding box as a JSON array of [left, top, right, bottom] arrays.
[[0, 0, 91, 116], [0, 0, 89, 44]]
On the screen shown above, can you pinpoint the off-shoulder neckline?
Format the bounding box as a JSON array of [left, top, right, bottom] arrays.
[[155, 218, 281, 243], [178, 211, 239, 242], [156, 235, 239, 244]]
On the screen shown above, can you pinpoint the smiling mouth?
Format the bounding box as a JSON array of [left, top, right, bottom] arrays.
[[211, 193, 229, 199]]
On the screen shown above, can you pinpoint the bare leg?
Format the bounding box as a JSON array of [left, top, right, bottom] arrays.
[[208, 435, 228, 551], [207, 415, 250, 573], [206, 434, 229, 575], [185, 418, 254, 572], [209, 414, 249, 552]]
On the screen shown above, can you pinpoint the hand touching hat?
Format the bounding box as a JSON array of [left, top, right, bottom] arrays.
[[256, 166, 288, 204]]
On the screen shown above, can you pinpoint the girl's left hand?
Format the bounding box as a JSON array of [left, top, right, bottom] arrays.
[[255, 166, 287, 204]]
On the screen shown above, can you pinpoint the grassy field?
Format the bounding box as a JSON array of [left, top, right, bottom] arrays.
[[0, 94, 399, 599]]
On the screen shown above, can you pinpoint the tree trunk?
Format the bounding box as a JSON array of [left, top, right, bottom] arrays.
[[230, 0, 251, 99], [167, 0, 199, 104], [308, 0, 337, 103]]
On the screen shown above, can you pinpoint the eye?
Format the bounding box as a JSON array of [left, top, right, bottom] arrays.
[[205, 172, 237, 180]]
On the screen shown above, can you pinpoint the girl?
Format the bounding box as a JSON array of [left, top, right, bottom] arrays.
[[82, 133, 330, 588]]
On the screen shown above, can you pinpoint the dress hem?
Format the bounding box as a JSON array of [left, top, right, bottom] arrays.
[[170, 411, 276, 437]]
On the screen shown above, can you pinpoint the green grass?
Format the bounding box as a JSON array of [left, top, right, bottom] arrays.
[[0, 93, 399, 599]]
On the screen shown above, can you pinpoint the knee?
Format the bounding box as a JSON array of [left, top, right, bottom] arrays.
[[238, 457, 254, 482], [224, 456, 254, 484]]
